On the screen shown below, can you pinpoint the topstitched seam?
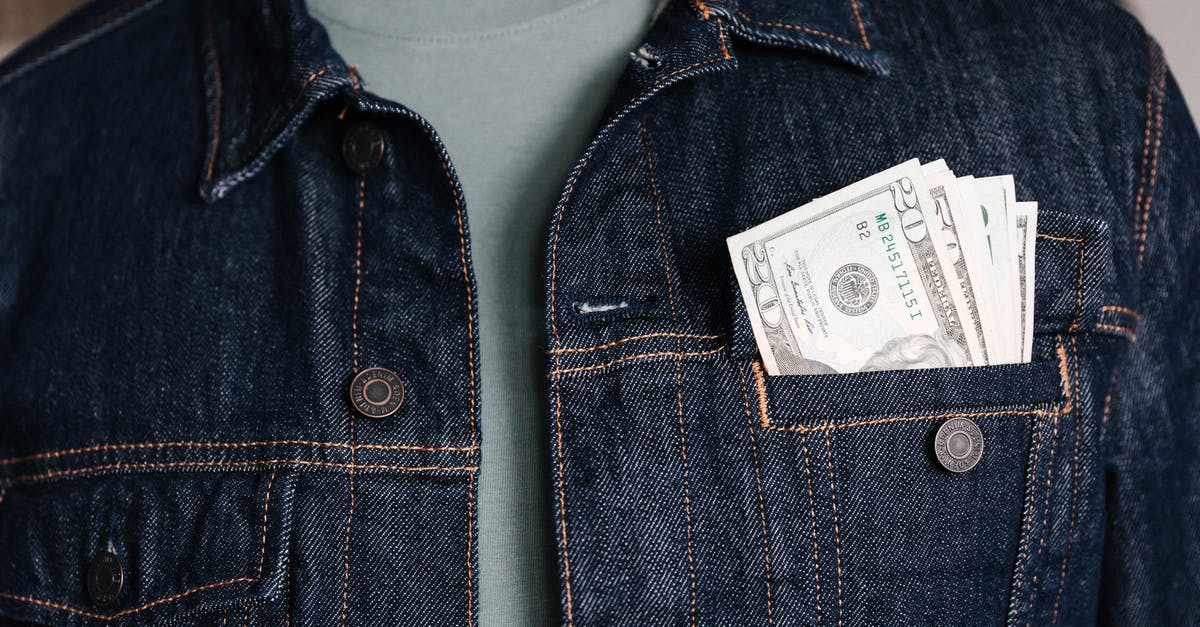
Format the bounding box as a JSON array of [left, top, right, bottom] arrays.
[[418, 123, 478, 624], [547, 53, 729, 626], [546, 332, 721, 354], [823, 426, 845, 626], [1135, 43, 1166, 269], [1011, 337, 1068, 614], [642, 122, 699, 625], [0, 440, 477, 466], [756, 342, 1074, 434], [738, 362, 775, 624], [0, 469, 277, 620], [341, 174, 364, 627], [1050, 336, 1084, 623], [5, 460, 478, 485], [203, 0, 223, 182], [734, 2, 870, 50], [228, 69, 333, 173]]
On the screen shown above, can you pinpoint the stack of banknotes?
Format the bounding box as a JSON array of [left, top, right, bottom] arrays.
[[727, 159, 1037, 376]]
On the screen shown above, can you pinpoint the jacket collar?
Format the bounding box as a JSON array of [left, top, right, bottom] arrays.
[[704, 0, 889, 75], [197, 0, 887, 202]]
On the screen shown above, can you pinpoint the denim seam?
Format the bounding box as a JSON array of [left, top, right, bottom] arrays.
[[1134, 42, 1166, 269], [0, 470, 277, 621], [467, 473, 476, 626], [418, 123, 479, 622], [548, 53, 733, 625], [738, 362, 775, 624], [716, 18, 732, 60], [1009, 336, 1070, 622], [0, 440, 477, 467], [0, 0, 162, 90], [341, 175, 365, 627], [547, 332, 722, 354], [285, 550, 293, 627], [798, 430, 824, 626], [1027, 352, 1067, 621], [642, 122, 699, 625], [548, 347, 725, 377], [203, 0, 223, 183], [1033, 233, 1085, 333], [1094, 323, 1136, 341], [1099, 305, 1140, 320], [822, 427, 846, 626], [6, 460, 477, 485], [226, 69, 333, 173], [732, 1, 871, 50], [754, 341, 1074, 433], [1050, 336, 1084, 623]]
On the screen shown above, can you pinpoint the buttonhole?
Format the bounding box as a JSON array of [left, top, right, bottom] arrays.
[[573, 300, 630, 314], [630, 45, 662, 69]]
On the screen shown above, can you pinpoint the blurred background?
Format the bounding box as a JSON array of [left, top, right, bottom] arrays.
[[1, 0, 1197, 117]]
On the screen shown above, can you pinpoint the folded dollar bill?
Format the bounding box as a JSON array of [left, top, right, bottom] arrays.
[[727, 159, 1037, 376]]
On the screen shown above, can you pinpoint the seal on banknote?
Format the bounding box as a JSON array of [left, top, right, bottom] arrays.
[[828, 263, 879, 316]]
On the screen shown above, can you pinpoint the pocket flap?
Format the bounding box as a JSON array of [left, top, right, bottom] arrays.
[[0, 471, 294, 626]]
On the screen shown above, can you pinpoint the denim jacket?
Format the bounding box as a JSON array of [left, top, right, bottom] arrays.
[[1, 0, 1197, 625]]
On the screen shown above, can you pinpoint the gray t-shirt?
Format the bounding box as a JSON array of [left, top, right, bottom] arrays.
[[308, 1, 658, 623]]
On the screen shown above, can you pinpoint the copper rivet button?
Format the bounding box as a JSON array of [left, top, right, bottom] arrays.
[[934, 417, 984, 473], [350, 367, 404, 418], [86, 551, 123, 607], [342, 121, 385, 174]]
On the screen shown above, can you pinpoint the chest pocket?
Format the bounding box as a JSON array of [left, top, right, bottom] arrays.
[[724, 209, 1122, 626], [0, 471, 295, 626]]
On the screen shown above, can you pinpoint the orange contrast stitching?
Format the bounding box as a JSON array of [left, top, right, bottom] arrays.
[[548, 348, 725, 377], [799, 429, 824, 626], [0, 469, 278, 620], [738, 363, 775, 624], [1035, 233, 1085, 332], [546, 55, 729, 626], [759, 343, 1074, 433], [823, 427, 845, 627], [751, 361, 770, 428], [203, 2, 223, 182], [0, 440, 477, 466], [352, 176, 365, 372], [228, 69, 332, 172], [717, 18, 732, 60], [849, 0, 870, 49], [1136, 44, 1166, 269], [1132, 44, 1157, 242], [547, 332, 721, 354], [7, 460, 477, 484], [1012, 337, 1068, 607], [1095, 323, 1137, 341], [466, 473, 475, 627], [735, 8, 863, 49], [1050, 337, 1084, 623], [1100, 305, 1140, 320], [419, 127, 477, 459], [1028, 351, 1065, 616], [643, 123, 699, 624]]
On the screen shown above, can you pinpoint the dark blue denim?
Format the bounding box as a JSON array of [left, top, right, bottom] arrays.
[[0, 0, 1197, 625]]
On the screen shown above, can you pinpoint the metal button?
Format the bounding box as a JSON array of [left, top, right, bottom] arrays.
[[342, 121, 385, 174], [349, 367, 404, 418], [934, 417, 984, 472], [86, 551, 123, 607]]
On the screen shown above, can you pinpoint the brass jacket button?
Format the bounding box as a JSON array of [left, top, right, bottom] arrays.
[[342, 121, 385, 174], [87, 551, 123, 607], [350, 367, 404, 418], [934, 417, 984, 472]]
